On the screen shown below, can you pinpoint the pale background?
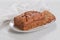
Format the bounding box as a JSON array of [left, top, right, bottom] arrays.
[[0, 0, 60, 40]]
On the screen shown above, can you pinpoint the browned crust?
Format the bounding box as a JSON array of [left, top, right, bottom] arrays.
[[14, 10, 56, 30]]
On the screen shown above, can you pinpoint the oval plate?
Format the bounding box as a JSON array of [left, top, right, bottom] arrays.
[[9, 20, 55, 32]]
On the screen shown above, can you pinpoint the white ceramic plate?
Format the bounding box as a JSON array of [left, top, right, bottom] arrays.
[[9, 1, 55, 33], [9, 20, 55, 32]]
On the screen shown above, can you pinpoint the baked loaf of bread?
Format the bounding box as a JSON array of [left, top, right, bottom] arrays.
[[14, 10, 56, 30]]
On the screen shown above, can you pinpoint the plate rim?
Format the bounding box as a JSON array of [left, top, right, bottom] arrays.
[[9, 20, 55, 32]]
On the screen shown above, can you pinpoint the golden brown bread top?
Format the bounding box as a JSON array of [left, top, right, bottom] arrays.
[[14, 11, 45, 24], [14, 10, 56, 25]]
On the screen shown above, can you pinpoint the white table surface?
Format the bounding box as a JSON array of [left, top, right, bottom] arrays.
[[0, 0, 60, 40]]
